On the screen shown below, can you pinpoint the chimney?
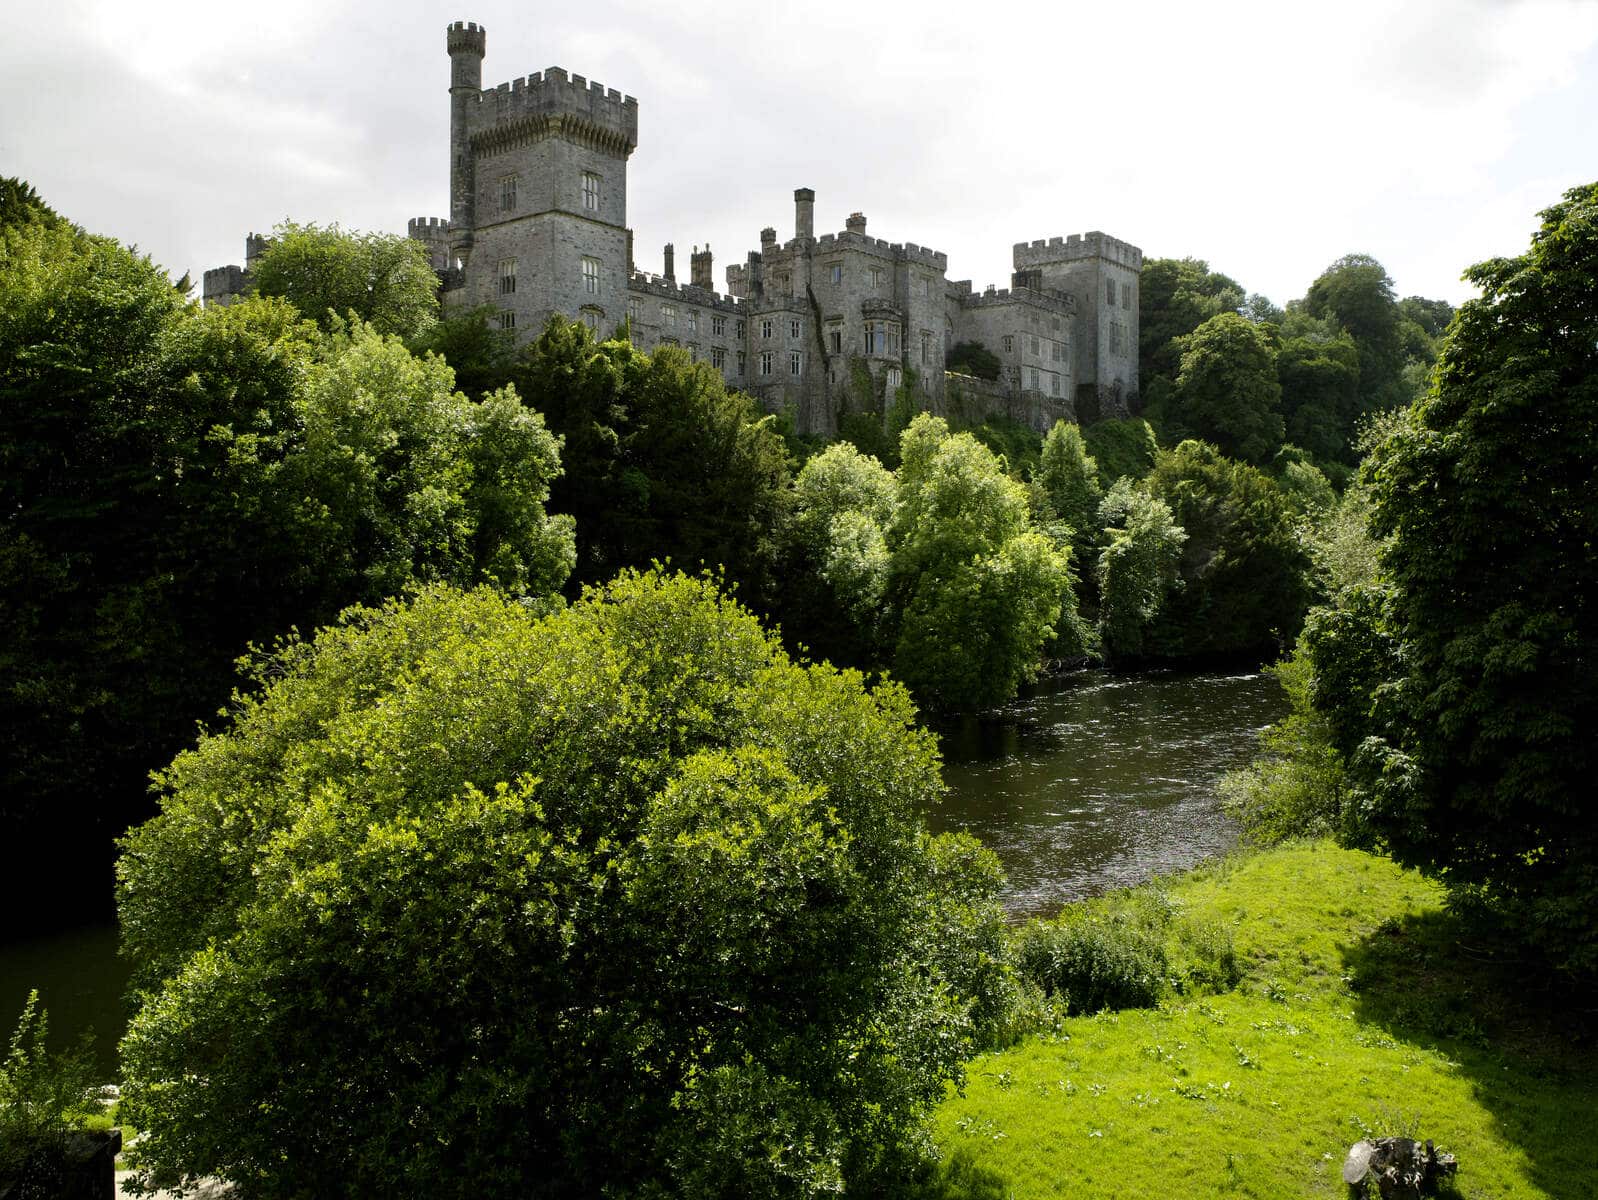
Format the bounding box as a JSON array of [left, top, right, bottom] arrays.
[[691, 244, 713, 289], [662, 242, 675, 283], [760, 226, 777, 251], [845, 212, 867, 235], [794, 187, 815, 241]]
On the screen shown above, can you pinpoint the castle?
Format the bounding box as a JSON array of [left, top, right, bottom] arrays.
[[205, 20, 1142, 438]]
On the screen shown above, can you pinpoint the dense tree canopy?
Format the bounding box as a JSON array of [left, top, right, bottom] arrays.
[[509, 319, 791, 609], [1301, 253, 1408, 419], [1170, 313, 1285, 464], [1137, 257, 1246, 389], [1313, 182, 1598, 975], [117, 572, 1007, 1199], [251, 221, 440, 339], [0, 217, 571, 907]]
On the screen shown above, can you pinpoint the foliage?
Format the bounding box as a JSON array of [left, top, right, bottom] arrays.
[[945, 340, 1002, 381], [1035, 421, 1102, 545], [0, 991, 99, 1199], [1094, 479, 1185, 661], [509, 318, 791, 609], [1276, 323, 1361, 463], [116, 572, 1008, 1200], [935, 843, 1598, 1200], [405, 304, 519, 400], [1141, 441, 1311, 660], [1012, 886, 1241, 1017], [1079, 417, 1158, 483], [1218, 646, 1356, 846], [1301, 253, 1408, 419], [1137, 257, 1246, 393], [968, 414, 1043, 480], [1170, 313, 1284, 465], [1327, 182, 1598, 977], [0, 218, 571, 903], [0, 177, 64, 231], [252, 220, 440, 339], [1273, 456, 1335, 517]]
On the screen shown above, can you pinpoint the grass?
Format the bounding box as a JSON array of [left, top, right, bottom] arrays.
[[929, 843, 1597, 1199]]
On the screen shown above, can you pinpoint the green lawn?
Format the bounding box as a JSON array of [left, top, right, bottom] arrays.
[[930, 844, 1596, 1199]]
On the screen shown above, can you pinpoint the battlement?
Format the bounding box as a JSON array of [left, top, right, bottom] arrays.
[[447, 21, 486, 57], [407, 216, 452, 237], [470, 66, 638, 153], [1012, 231, 1143, 271], [957, 284, 1076, 315], [628, 273, 744, 312]]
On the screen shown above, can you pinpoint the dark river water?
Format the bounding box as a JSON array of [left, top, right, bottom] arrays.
[[930, 668, 1285, 917], [1, 668, 1281, 1079]]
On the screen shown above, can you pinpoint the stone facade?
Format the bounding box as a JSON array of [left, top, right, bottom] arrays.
[[205, 20, 1143, 438]]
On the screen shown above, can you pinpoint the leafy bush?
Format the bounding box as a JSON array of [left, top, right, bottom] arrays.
[[117, 571, 1008, 1200], [945, 341, 1002, 381], [1080, 418, 1158, 483], [0, 992, 99, 1199], [1011, 888, 1241, 1015]]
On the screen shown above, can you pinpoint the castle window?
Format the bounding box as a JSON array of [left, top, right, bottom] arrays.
[[688, 342, 700, 361], [789, 350, 802, 375], [712, 346, 726, 369], [582, 171, 601, 212], [780, 274, 791, 292], [828, 262, 842, 285], [712, 315, 726, 337], [760, 351, 774, 376], [498, 310, 516, 331], [736, 320, 746, 339], [869, 266, 884, 288], [1106, 278, 1116, 306], [737, 350, 746, 375], [583, 257, 601, 295], [498, 258, 517, 295], [1030, 336, 1040, 356], [581, 307, 601, 331], [1122, 284, 1132, 311], [501, 175, 518, 213], [1110, 322, 1122, 354], [628, 298, 643, 326], [1003, 335, 1014, 353], [921, 332, 932, 364], [761, 318, 774, 340], [827, 322, 842, 354], [660, 336, 678, 346], [1053, 341, 1064, 362], [1030, 368, 1040, 389], [887, 322, 901, 353], [1052, 317, 1062, 331], [661, 303, 677, 327], [864, 321, 881, 354], [687, 310, 698, 334], [1051, 373, 1061, 396], [789, 318, 801, 340], [887, 366, 902, 390]]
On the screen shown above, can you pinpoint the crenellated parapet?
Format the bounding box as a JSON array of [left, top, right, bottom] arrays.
[[628, 272, 745, 312], [469, 68, 638, 157], [958, 284, 1077, 316], [407, 216, 454, 273], [811, 229, 948, 271], [1013, 231, 1143, 271], [446, 20, 486, 57]]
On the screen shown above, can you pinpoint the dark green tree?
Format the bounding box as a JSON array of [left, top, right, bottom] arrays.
[[509, 318, 791, 610], [1302, 254, 1407, 418], [117, 572, 1009, 1199], [944, 340, 1002, 381], [251, 221, 439, 339], [0, 178, 64, 231], [1324, 182, 1598, 976], [1143, 441, 1311, 659], [405, 304, 518, 400], [1170, 313, 1285, 465], [1276, 326, 1361, 463]]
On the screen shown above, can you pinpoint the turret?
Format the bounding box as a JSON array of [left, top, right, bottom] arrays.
[[794, 187, 815, 242], [662, 242, 675, 283], [446, 21, 486, 270], [691, 244, 713, 289]]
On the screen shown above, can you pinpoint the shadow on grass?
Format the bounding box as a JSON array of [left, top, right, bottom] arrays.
[[915, 1145, 1012, 1200], [1343, 907, 1598, 1199]]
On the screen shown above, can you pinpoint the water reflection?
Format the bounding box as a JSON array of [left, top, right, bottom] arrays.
[[929, 669, 1285, 917]]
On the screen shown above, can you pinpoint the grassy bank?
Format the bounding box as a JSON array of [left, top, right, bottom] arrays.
[[930, 844, 1596, 1199]]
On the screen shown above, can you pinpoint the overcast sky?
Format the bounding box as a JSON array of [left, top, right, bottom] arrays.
[[5, 0, 1596, 307]]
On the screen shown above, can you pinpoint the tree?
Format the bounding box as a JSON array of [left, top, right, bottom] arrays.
[[116, 572, 1008, 1199], [405, 304, 518, 400], [1137, 257, 1246, 389], [944, 341, 1002, 381], [1080, 417, 1158, 484], [251, 221, 439, 339], [0, 177, 63, 231], [1302, 253, 1407, 417], [1035, 420, 1103, 542], [1325, 182, 1598, 976], [1142, 441, 1311, 659], [1095, 478, 1186, 661], [1171, 313, 1285, 465], [510, 318, 791, 610], [0, 217, 572, 909], [1276, 324, 1361, 464]]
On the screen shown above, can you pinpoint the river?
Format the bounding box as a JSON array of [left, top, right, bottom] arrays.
[[1, 667, 1282, 1078]]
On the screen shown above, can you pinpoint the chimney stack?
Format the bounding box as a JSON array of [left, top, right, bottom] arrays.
[[846, 212, 867, 235], [663, 242, 675, 282], [794, 187, 815, 242], [691, 244, 713, 289]]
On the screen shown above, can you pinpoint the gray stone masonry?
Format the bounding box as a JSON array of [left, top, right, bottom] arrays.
[[202, 20, 1142, 439]]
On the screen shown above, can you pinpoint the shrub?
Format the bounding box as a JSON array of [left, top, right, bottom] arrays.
[[0, 992, 99, 1200], [117, 571, 1008, 1200]]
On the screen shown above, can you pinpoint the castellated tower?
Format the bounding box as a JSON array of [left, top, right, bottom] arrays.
[[1012, 233, 1142, 418], [443, 20, 639, 335]]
